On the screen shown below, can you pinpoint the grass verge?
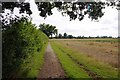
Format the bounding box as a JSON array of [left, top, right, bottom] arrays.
[[51, 41, 90, 79], [15, 42, 48, 78]]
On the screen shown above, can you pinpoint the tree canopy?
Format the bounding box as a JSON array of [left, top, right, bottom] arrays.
[[1, 0, 120, 23], [63, 33, 68, 38], [39, 23, 58, 38]]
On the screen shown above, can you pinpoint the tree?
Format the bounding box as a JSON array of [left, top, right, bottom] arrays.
[[96, 35, 100, 38], [63, 33, 67, 38], [2, 2, 32, 15], [39, 23, 58, 38], [77, 36, 82, 39], [89, 36, 91, 38], [54, 29, 58, 38], [68, 35, 73, 39], [82, 36, 84, 39], [1, 0, 120, 24], [58, 33, 62, 39]]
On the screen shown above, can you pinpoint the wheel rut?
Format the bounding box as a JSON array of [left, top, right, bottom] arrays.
[[59, 47, 103, 80], [37, 42, 66, 79]]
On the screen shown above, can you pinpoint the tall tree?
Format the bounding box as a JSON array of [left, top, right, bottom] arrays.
[[58, 33, 62, 39], [54, 29, 58, 38], [63, 33, 67, 38], [39, 23, 58, 38]]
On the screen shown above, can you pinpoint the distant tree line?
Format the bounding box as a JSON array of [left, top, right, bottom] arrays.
[[76, 36, 114, 39], [38, 23, 118, 39], [54, 33, 117, 39], [57, 33, 74, 39]]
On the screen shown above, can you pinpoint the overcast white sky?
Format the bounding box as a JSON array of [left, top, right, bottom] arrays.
[[5, 0, 119, 37]]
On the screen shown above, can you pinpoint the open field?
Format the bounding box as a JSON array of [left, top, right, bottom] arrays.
[[50, 38, 118, 78]]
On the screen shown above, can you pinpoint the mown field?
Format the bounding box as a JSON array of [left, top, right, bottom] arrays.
[[50, 38, 118, 79]]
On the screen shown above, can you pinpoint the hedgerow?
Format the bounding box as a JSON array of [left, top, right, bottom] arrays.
[[2, 17, 48, 78]]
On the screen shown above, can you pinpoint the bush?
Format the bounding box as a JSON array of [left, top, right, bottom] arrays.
[[2, 17, 48, 78]]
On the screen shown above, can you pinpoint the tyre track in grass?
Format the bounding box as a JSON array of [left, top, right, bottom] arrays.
[[37, 42, 66, 79], [59, 47, 103, 80]]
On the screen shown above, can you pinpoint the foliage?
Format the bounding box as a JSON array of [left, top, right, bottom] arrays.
[[58, 33, 62, 39], [68, 35, 74, 39], [21, 42, 48, 78], [1, 1, 120, 21], [39, 23, 58, 38], [63, 33, 67, 38], [2, 2, 32, 15], [2, 17, 48, 78]]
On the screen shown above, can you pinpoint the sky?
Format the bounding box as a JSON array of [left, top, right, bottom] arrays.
[[4, 0, 119, 37]]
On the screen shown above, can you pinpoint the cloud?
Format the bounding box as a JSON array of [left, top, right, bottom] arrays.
[[29, 1, 118, 37], [3, 0, 117, 37]]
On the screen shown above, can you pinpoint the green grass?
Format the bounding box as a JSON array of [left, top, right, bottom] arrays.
[[51, 41, 90, 79], [25, 42, 48, 78], [13, 42, 48, 78], [51, 40, 118, 78]]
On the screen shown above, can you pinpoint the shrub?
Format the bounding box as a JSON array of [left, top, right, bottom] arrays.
[[2, 17, 48, 78]]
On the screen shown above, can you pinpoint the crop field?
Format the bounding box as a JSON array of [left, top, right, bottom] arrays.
[[50, 38, 118, 79]]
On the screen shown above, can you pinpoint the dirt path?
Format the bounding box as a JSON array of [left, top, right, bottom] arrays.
[[37, 42, 66, 79]]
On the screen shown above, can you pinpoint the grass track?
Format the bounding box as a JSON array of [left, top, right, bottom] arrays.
[[51, 41, 90, 79], [51, 40, 118, 78]]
